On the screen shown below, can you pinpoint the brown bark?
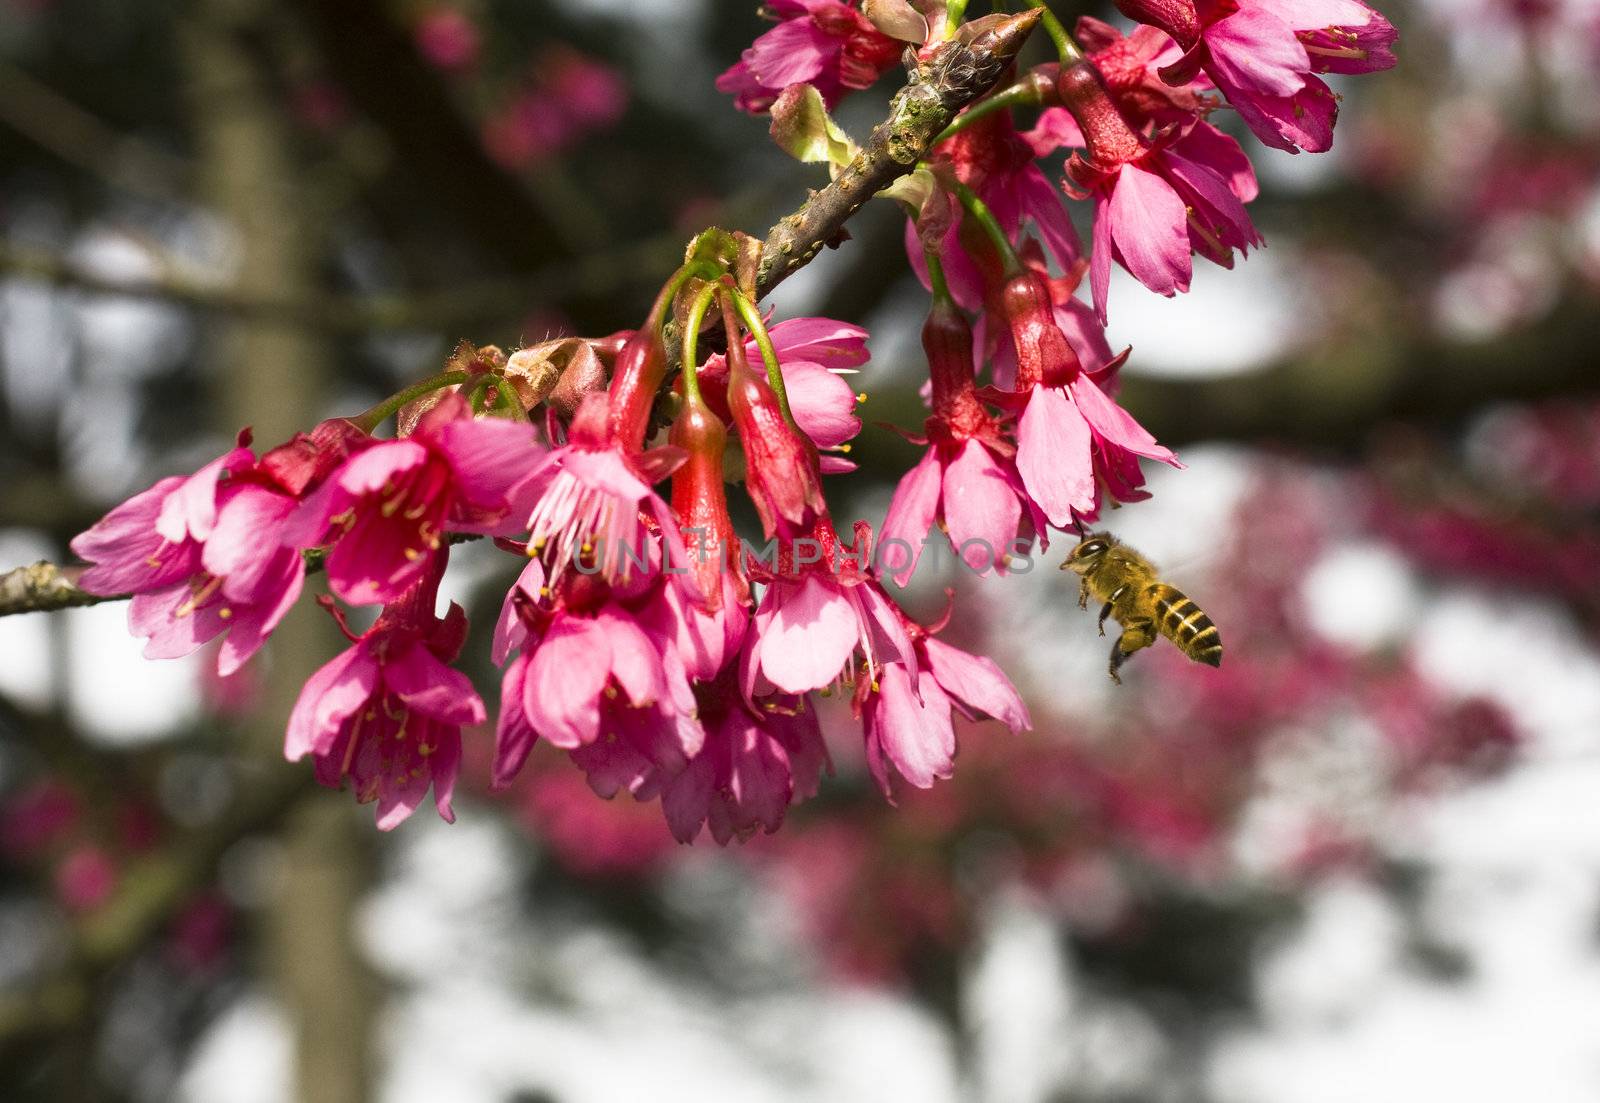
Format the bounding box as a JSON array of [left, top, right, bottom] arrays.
[[180, 3, 376, 1100]]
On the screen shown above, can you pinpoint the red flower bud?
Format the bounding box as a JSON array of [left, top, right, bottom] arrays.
[[923, 296, 987, 434], [725, 340, 828, 541], [604, 322, 668, 451], [1113, 0, 1202, 49], [670, 393, 741, 608], [1056, 60, 1147, 168], [998, 268, 1083, 390], [257, 418, 370, 498]]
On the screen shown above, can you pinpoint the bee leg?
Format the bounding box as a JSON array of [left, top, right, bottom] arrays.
[[1098, 602, 1113, 637], [1077, 577, 1090, 611], [1107, 619, 1157, 684]]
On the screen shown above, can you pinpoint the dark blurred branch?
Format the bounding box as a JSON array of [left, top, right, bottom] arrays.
[[0, 235, 685, 333], [0, 766, 312, 1055], [755, 11, 1042, 299], [289, 0, 575, 272], [0, 61, 193, 203], [1123, 293, 1600, 449]]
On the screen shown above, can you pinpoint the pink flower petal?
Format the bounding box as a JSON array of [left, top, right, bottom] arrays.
[[1016, 164, 1083, 275], [662, 752, 716, 842], [1090, 192, 1114, 326], [385, 644, 486, 726], [942, 440, 1021, 574], [524, 618, 608, 747], [492, 657, 539, 789], [1016, 385, 1095, 527], [1108, 164, 1192, 299], [764, 317, 870, 367], [335, 440, 428, 497], [204, 485, 297, 598], [595, 608, 668, 706], [130, 584, 228, 660], [743, 17, 834, 89], [491, 560, 542, 665], [1069, 375, 1179, 464], [1206, 8, 1310, 97], [154, 447, 250, 545], [72, 476, 194, 595], [1021, 107, 1084, 156], [434, 416, 545, 522], [879, 448, 943, 586], [922, 637, 1031, 731], [783, 360, 860, 449], [871, 665, 955, 790], [285, 645, 378, 760], [759, 574, 859, 693]]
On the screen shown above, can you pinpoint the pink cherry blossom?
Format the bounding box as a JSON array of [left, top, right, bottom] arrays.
[[284, 558, 481, 830], [742, 522, 915, 698], [989, 268, 1180, 527], [518, 391, 688, 591], [70, 437, 254, 597], [1074, 17, 1209, 127], [880, 294, 1044, 584], [661, 674, 829, 844], [71, 434, 312, 675], [1116, 0, 1397, 153], [129, 482, 306, 676], [861, 632, 1030, 796], [699, 315, 868, 474], [909, 110, 1085, 312], [717, 0, 902, 114], [1052, 63, 1261, 322], [492, 568, 704, 799], [289, 393, 542, 605]]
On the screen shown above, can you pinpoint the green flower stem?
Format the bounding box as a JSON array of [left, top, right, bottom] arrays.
[[946, 0, 969, 33], [678, 280, 723, 406], [1022, 0, 1083, 64], [655, 260, 723, 331], [730, 290, 794, 424], [353, 369, 472, 433], [492, 376, 525, 419], [933, 79, 1045, 144], [463, 372, 497, 414], [949, 177, 1023, 276], [924, 245, 953, 306]]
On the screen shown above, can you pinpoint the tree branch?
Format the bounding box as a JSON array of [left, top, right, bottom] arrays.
[[754, 11, 1042, 299], [0, 235, 686, 333], [0, 766, 312, 1056], [0, 562, 106, 615]]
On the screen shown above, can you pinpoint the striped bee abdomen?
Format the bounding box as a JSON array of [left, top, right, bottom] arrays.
[[1148, 584, 1223, 667]]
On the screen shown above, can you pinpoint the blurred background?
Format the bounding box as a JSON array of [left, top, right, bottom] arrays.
[[2, 0, 1599, 1100]]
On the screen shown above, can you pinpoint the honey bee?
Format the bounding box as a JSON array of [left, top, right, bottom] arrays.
[[1061, 533, 1222, 684]]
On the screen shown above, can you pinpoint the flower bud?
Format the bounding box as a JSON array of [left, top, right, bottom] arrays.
[[1056, 60, 1146, 168], [605, 322, 668, 451], [922, 295, 984, 427], [999, 268, 1083, 389], [1113, 0, 1201, 49], [725, 345, 828, 540], [670, 393, 739, 607]]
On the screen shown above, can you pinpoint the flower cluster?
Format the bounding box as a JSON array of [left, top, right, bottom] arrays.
[[70, 249, 1028, 837], [720, 0, 1394, 557], [67, 1, 1399, 841]]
